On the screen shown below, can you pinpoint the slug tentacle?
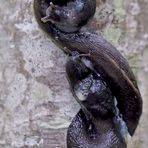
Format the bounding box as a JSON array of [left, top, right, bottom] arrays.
[[34, 0, 142, 147]]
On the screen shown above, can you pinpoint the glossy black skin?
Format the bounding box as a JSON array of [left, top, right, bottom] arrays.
[[41, 0, 96, 32], [67, 110, 127, 148], [66, 55, 127, 148], [34, 0, 142, 147], [34, 0, 96, 33], [66, 55, 115, 120]]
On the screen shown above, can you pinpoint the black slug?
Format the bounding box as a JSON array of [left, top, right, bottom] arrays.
[[34, 0, 142, 147]]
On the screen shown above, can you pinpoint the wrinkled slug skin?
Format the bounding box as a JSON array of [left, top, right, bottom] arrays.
[[34, 0, 142, 147]]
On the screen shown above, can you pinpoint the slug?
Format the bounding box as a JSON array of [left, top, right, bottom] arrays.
[[34, 0, 142, 147]]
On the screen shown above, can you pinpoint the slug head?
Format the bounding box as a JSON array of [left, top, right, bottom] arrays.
[[41, 0, 96, 32]]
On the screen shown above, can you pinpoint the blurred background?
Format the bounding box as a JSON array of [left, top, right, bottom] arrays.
[[0, 0, 148, 147]]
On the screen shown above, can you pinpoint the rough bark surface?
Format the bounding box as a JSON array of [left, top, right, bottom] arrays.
[[0, 0, 147, 147]]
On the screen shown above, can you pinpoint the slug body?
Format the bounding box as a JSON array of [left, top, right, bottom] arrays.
[[66, 53, 115, 119], [34, 0, 142, 147]]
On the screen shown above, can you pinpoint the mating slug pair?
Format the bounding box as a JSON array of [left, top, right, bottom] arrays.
[[34, 0, 142, 147]]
